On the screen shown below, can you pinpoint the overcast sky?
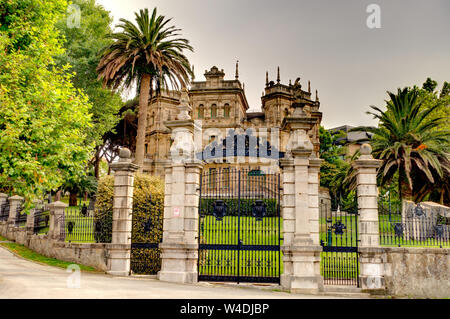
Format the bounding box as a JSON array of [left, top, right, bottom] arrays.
[[96, 0, 450, 129]]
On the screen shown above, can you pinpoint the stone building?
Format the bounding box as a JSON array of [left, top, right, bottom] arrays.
[[143, 64, 322, 176]]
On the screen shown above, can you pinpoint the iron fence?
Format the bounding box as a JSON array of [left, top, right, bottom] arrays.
[[0, 201, 9, 222], [378, 200, 450, 248], [60, 207, 111, 243], [33, 209, 50, 235], [15, 202, 27, 227], [320, 193, 360, 287]]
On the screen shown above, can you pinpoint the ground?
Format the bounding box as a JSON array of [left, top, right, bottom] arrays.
[[0, 246, 348, 299]]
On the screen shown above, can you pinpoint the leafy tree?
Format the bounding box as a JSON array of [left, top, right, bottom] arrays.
[[422, 77, 438, 93], [55, 0, 123, 178], [97, 8, 193, 170], [440, 81, 450, 98], [0, 0, 94, 207], [353, 88, 449, 203], [319, 126, 344, 189]]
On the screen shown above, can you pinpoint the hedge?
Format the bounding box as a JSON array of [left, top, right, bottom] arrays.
[[94, 174, 164, 275]]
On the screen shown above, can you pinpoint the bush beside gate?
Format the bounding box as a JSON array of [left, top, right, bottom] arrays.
[[94, 174, 164, 274]]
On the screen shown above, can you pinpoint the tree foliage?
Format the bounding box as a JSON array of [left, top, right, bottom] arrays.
[[0, 0, 94, 205], [55, 0, 123, 178], [97, 8, 193, 169], [353, 87, 449, 204]]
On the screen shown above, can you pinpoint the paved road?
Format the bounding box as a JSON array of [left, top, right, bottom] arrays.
[[0, 247, 344, 299]]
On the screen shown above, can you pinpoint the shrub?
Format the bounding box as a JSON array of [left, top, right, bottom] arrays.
[[94, 174, 164, 274]]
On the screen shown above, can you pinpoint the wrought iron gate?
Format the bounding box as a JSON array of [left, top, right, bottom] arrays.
[[130, 196, 163, 275], [198, 168, 281, 283], [320, 195, 360, 286]]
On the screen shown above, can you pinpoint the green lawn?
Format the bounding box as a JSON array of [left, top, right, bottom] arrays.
[[0, 242, 97, 272], [63, 208, 96, 243]]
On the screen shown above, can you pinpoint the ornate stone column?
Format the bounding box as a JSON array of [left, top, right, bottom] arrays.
[[108, 148, 139, 276], [280, 114, 323, 294], [279, 158, 295, 288], [8, 195, 24, 226], [352, 144, 385, 292], [48, 201, 67, 240], [158, 89, 204, 284], [308, 158, 323, 245]]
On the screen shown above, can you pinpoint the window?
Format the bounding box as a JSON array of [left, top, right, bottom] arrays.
[[211, 104, 217, 118], [222, 168, 230, 189], [208, 168, 217, 190], [145, 144, 148, 154], [198, 104, 204, 119], [224, 104, 230, 118]]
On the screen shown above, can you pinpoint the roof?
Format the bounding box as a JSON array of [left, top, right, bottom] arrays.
[[245, 112, 265, 120], [328, 125, 373, 144]]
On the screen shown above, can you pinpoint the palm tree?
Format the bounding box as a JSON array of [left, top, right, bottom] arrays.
[[97, 8, 193, 169], [352, 88, 449, 203]]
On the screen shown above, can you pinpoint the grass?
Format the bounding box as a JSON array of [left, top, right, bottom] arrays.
[[0, 235, 8, 241], [0, 242, 97, 272], [63, 208, 96, 243]]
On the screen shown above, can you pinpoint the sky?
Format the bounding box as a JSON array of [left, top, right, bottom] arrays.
[[96, 0, 450, 129]]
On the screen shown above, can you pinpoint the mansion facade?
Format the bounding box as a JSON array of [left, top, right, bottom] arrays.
[[143, 64, 322, 177]]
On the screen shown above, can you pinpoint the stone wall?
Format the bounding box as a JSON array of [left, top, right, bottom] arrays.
[[0, 221, 109, 272], [383, 247, 450, 298]]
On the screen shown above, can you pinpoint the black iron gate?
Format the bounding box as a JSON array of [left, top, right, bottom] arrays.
[[198, 168, 281, 283], [130, 195, 163, 275], [320, 195, 360, 286]]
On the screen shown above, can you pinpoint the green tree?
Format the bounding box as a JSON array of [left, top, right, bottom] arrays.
[[55, 0, 123, 179], [353, 88, 449, 203], [97, 8, 193, 170], [319, 126, 344, 189], [422, 77, 438, 93], [0, 0, 94, 207]]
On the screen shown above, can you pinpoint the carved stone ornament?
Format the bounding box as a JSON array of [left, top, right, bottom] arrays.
[[176, 88, 192, 120], [286, 129, 313, 156], [170, 127, 195, 162]]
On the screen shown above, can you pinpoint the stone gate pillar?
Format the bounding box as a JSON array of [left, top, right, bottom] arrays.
[[48, 201, 67, 240], [158, 89, 203, 284], [352, 144, 385, 292], [8, 195, 24, 226], [108, 148, 139, 276], [280, 114, 323, 294]]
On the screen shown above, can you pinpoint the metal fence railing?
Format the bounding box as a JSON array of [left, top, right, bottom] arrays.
[[0, 201, 10, 222], [33, 209, 50, 235], [60, 206, 111, 243], [15, 201, 27, 227], [379, 200, 450, 248]]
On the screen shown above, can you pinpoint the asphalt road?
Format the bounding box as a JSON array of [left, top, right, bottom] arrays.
[[0, 246, 343, 299]]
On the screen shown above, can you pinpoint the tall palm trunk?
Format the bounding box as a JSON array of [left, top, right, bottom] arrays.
[[135, 73, 151, 170]]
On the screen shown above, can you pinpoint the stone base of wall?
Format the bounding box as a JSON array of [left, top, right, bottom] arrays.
[[0, 222, 109, 272], [383, 247, 450, 299]]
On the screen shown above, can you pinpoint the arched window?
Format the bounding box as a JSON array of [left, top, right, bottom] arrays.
[[223, 103, 230, 118], [198, 104, 204, 119], [211, 104, 217, 118]]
